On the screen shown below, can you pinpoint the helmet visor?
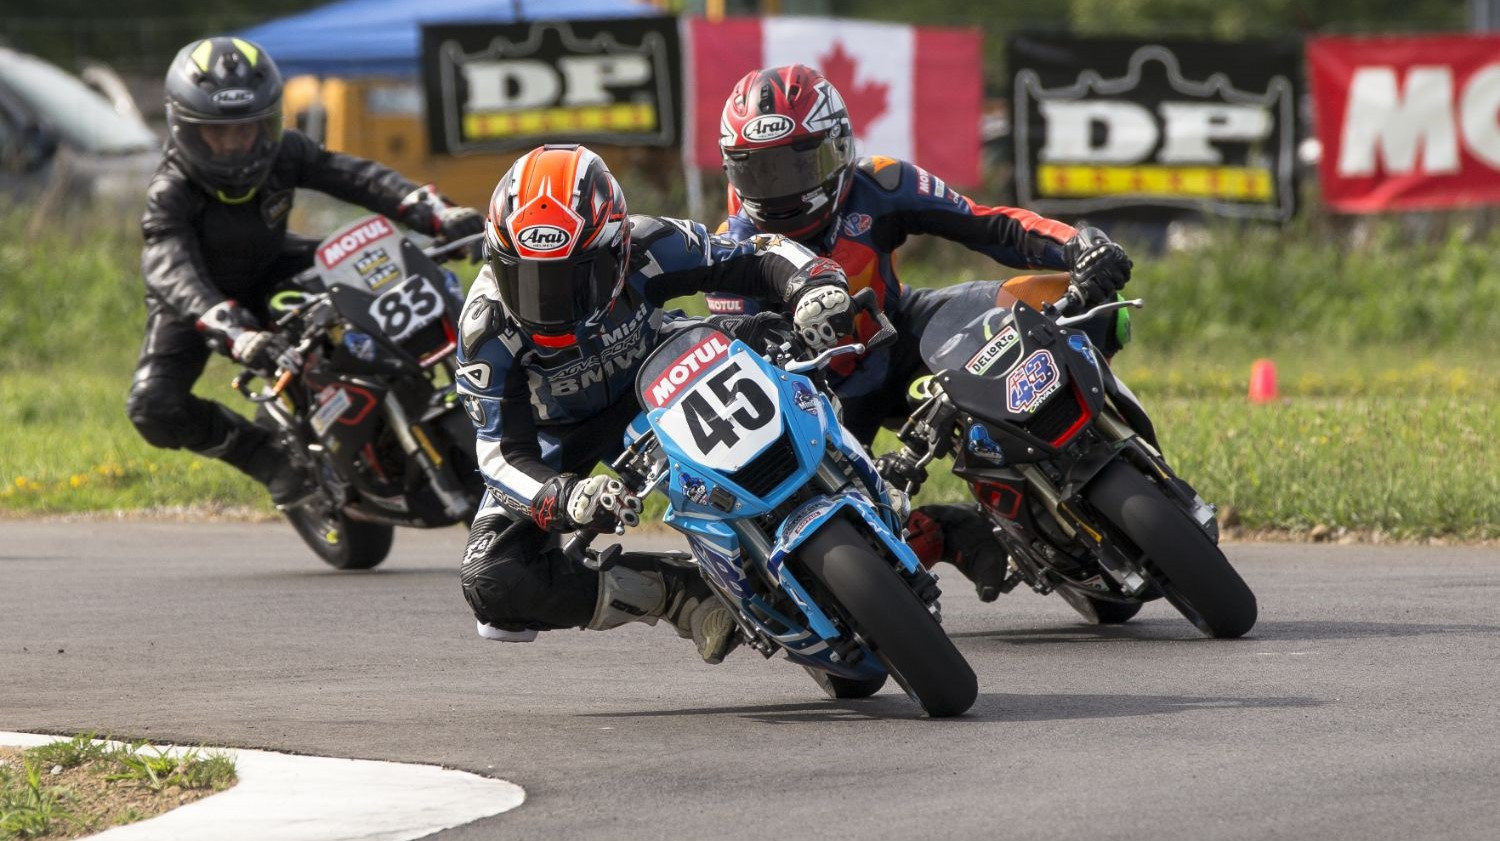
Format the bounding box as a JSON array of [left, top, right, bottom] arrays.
[[491, 251, 622, 337], [723, 138, 845, 201], [170, 111, 282, 187]]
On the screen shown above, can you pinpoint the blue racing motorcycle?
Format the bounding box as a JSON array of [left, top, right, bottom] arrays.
[[574, 294, 977, 717]]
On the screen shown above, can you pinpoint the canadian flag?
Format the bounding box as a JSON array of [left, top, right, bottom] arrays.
[[686, 16, 982, 185]]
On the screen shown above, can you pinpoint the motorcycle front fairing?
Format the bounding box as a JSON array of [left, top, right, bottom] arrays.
[[631, 326, 909, 681]]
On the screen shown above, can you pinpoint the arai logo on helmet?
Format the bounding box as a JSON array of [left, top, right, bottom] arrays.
[[516, 225, 572, 252], [211, 88, 256, 107], [742, 114, 795, 142]]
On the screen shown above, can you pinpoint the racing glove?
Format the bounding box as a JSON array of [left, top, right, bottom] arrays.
[[398, 184, 485, 245], [1064, 227, 1133, 308], [533, 474, 643, 534], [874, 448, 929, 493], [787, 257, 854, 351], [197, 300, 303, 375]]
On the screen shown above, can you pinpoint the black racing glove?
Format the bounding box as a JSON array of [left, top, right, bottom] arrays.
[[399, 184, 485, 247], [197, 300, 303, 375], [874, 449, 929, 493], [709, 311, 796, 353], [533, 474, 642, 534], [1064, 227, 1133, 307]]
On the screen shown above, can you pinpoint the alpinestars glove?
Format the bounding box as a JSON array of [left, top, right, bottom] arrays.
[[787, 257, 854, 351], [197, 300, 302, 375], [1065, 227, 1133, 307], [533, 474, 643, 534]]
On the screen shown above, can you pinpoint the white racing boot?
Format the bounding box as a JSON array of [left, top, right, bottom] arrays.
[[588, 563, 739, 664]]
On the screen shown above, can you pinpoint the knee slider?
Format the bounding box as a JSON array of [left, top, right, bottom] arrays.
[[125, 377, 197, 448]]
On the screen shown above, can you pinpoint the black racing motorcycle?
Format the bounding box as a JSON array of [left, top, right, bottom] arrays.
[[888, 279, 1257, 638], [233, 215, 484, 569]]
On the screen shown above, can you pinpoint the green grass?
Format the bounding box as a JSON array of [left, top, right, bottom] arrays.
[[2, 208, 1496, 538], [0, 758, 74, 840], [103, 743, 236, 794]]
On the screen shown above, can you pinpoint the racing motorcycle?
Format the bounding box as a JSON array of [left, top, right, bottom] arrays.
[[570, 291, 978, 717], [232, 215, 484, 570], [887, 277, 1257, 638]]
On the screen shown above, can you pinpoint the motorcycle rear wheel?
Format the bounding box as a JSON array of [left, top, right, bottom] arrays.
[[284, 500, 394, 570], [798, 519, 977, 717], [1085, 461, 1257, 638]]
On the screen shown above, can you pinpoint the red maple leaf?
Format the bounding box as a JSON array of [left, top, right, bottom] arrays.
[[817, 40, 888, 137]]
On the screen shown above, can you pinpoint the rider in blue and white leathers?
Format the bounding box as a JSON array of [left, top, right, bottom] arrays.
[[456, 145, 851, 664]]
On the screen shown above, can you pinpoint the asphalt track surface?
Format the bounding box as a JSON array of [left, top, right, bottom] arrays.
[[2, 522, 1498, 841]]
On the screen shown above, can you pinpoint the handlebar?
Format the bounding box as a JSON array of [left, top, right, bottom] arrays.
[[424, 231, 484, 262]]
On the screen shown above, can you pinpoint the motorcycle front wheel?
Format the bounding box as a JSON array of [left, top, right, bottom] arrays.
[[284, 498, 394, 570], [1085, 460, 1257, 638], [797, 518, 977, 717]]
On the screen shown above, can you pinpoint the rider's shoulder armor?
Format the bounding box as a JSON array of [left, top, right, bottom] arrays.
[[856, 155, 906, 192], [459, 266, 507, 360]]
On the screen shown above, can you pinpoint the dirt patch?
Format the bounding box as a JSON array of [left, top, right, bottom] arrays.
[[0, 746, 234, 839]]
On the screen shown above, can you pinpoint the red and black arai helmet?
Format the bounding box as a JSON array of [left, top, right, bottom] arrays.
[[720, 64, 856, 241], [483, 145, 631, 347]]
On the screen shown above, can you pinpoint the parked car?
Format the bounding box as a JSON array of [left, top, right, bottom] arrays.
[[0, 46, 159, 205]]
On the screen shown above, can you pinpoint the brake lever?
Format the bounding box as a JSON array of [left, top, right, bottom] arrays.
[[851, 287, 898, 351]]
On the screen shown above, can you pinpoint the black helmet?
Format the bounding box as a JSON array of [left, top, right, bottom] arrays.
[[164, 37, 283, 203]]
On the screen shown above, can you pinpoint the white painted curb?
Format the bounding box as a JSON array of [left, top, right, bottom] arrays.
[[0, 732, 525, 841]]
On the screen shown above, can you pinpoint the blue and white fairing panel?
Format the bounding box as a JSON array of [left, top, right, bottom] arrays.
[[633, 326, 827, 520]]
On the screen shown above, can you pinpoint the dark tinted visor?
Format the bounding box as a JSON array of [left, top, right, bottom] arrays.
[[492, 251, 620, 336], [724, 137, 843, 200]]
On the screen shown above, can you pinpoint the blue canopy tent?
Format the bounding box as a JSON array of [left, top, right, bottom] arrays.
[[238, 0, 661, 78]]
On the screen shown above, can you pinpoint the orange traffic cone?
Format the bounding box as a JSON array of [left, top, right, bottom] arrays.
[[1249, 358, 1279, 404]]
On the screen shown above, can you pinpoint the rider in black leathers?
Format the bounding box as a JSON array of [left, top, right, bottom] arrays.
[[126, 37, 483, 505]]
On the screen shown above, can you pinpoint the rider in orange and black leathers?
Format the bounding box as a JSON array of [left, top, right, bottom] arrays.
[[710, 64, 1135, 601]]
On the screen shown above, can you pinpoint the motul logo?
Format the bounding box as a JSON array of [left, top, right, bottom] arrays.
[[742, 114, 795, 142], [1336, 65, 1500, 176], [516, 225, 572, 251], [646, 335, 731, 408], [318, 217, 395, 267]]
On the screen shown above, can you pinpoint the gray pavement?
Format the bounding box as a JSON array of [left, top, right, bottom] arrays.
[[1, 521, 1497, 841]]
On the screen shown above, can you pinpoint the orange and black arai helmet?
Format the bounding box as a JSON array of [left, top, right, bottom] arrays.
[[484, 145, 631, 348]]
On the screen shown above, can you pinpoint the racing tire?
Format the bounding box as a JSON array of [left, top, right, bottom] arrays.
[[1085, 461, 1257, 638], [798, 518, 977, 717], [1056, 587, 1143, 625], [802, 666, 888, 700], [285, 499, 394, 570]]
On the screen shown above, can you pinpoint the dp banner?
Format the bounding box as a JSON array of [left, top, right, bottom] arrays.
[[686, 17, 982, 185], [1310, 34, 1500, 212], [1009, 36, 1301, 221], [421, 17, 682, 154]]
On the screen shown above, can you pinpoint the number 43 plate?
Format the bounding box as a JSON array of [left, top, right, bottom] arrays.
[[368, 276, 443, 343]]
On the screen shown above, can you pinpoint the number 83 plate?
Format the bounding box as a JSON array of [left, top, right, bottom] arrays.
[[368, 276, 443, 343]]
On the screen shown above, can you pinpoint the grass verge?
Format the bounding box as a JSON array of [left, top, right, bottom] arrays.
[[0, 734, 236, 840]]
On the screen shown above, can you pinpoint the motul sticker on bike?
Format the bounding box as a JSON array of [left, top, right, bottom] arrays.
[[644, 334, 732, 408], [964, 324, 1021, 375], [310, 386, 352, 437], [1006, 349, 1062, 413], [318, 216, 396, 268]]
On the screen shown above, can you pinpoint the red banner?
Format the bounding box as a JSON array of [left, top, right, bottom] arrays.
[[1311, 34, 1500, 212], [685, 17, 982, 186]]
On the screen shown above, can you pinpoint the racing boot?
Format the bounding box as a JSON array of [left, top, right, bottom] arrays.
[[588, 561, 740, 664], [198, 408, 315, 508], [906, 503, 1008, 603]]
